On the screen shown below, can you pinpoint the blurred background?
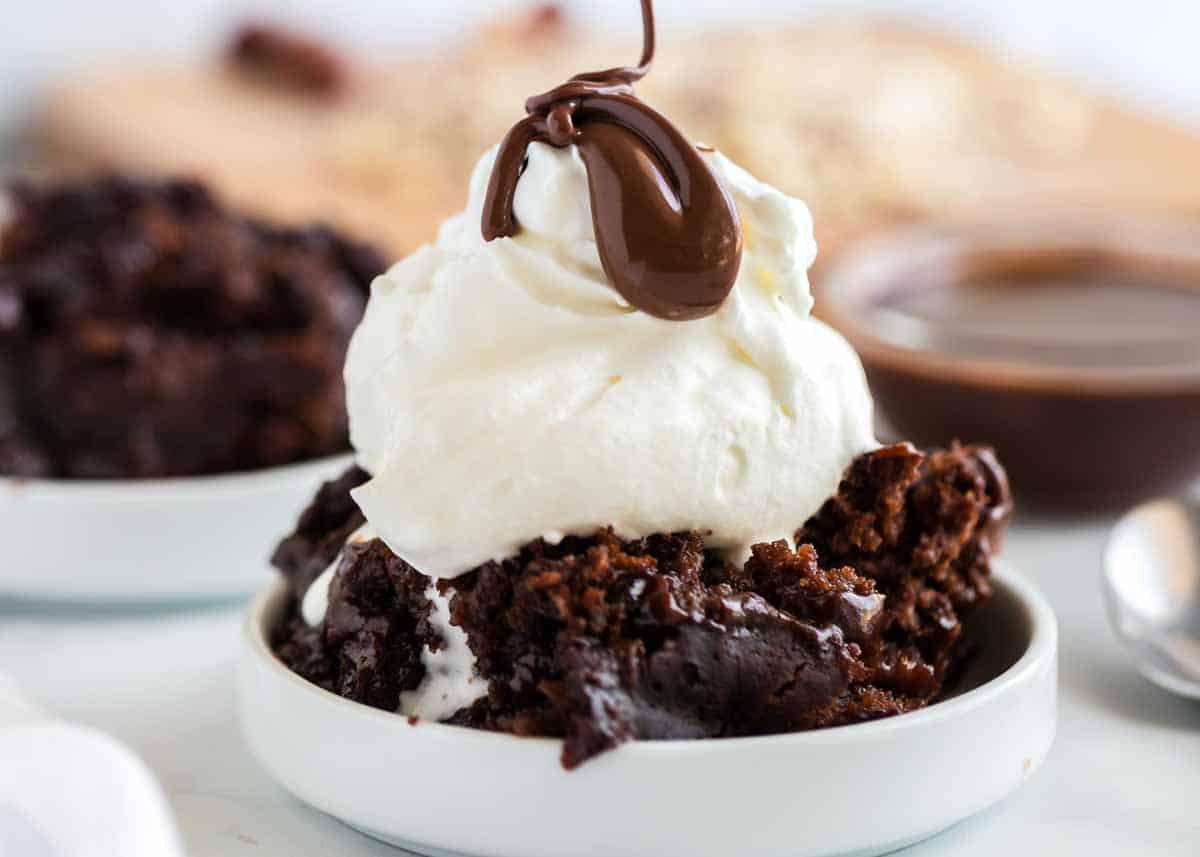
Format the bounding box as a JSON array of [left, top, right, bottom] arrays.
[[4, 0, 1200, 507], [3, 10, 1196, 852], [8, 0, 1200, 247], [4, 0, 1200, 127]]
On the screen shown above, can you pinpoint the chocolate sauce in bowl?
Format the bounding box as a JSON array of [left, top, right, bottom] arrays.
[[819, 226, 1200, 509], [482, 0, 743, 320], [870, 274, 1200, 373]]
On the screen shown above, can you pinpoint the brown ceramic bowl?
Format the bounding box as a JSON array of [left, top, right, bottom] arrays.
[[817, 216, 1200, 511]]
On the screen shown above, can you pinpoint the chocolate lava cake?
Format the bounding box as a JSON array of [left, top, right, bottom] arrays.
[[0, 176, 385, 478], [271, 441, 1011, 768]]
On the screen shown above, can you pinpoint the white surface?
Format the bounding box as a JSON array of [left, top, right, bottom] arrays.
[[0, 676, 184, 857], [0, 455, 351, 603], [0, 517, 1196, 855], [347, 142, 874, 579], [238, 565, 1055, 857]]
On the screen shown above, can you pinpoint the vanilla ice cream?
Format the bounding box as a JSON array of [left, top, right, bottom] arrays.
[[343, 141, 877, 580]]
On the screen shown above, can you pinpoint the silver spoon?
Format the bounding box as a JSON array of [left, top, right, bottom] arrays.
[[1103, 496, 1200, 699]]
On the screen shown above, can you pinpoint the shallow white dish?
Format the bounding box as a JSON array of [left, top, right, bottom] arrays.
[[239, 561, 1057, 857], [0, 454, 352, 603]]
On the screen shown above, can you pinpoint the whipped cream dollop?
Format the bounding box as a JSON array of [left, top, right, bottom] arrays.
[[346, 141, 877, 579]]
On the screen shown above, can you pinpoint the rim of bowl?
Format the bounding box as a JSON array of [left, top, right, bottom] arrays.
[[0, 452, 355, 499], [817, 214, 1200, 396], [244, 560, 1057, 754]]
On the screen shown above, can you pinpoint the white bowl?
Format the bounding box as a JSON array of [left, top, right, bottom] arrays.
[[0, 454, 352, 603], [239, 561, 1057, 857]]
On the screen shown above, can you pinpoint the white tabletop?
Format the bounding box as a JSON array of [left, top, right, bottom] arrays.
[[1, 515, 1197, 856]]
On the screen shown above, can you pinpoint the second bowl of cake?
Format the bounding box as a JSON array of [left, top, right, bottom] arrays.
[[0, 176, 384, 600]]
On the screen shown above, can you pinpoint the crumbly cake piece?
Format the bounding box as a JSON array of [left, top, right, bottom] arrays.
[[272, 442, 1010, 768], [271, 464, 369, 597], [797, 441, 1011, 691], [0, 176, 385, 478]]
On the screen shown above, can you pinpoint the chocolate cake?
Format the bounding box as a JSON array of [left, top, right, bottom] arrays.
[[271, 442, 1011, 768], [0, 176, 385, 478]]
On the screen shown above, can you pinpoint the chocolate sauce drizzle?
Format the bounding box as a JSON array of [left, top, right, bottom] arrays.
[[481, 0, 743, 321]]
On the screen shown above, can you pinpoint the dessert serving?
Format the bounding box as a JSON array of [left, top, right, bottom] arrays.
[[0, 175, 385, 478], [265, 0, 1014, 769]]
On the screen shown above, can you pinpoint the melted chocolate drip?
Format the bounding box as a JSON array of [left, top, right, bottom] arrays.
[[481, 0, 742, 321]]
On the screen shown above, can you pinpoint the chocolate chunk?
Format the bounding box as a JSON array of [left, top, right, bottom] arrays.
[[797, 441, 1012, 695], [321, 540, 435, 711]]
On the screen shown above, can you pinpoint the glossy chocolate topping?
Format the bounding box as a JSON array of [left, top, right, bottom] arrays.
[[481, 0, 743, 321]]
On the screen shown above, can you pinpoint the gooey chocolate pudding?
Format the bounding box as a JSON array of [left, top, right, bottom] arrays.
[[270, 0, 1012, 768]]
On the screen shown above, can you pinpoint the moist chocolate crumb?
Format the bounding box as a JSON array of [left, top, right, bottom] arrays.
[[271, 443, 1010, 768], [0, 176, 385, 478], [320, 539, 437, 710]]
